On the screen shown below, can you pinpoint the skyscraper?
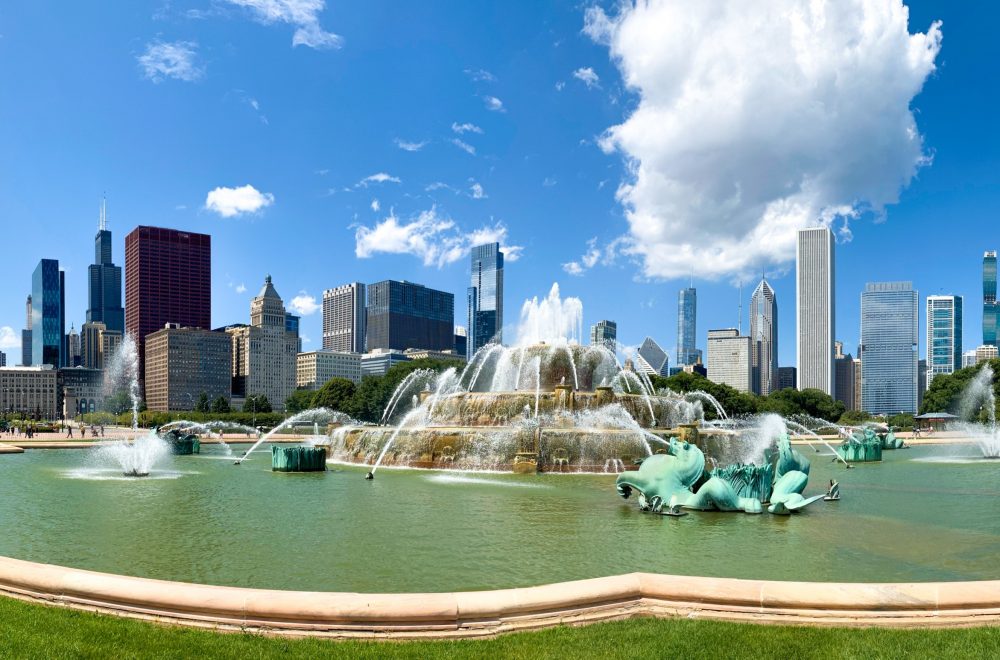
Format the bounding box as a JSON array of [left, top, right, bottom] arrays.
[[749, 277, 778, 395], [468, 242, 504, 359], [227, 275, 298, 411], [635, 337, 669, 376], [86, 199, 124, 333], [984, 251, 997, 346], [707, 328, 752, 392], [590, 320, 617, 352], [21, 295, 32, 367], [796, 227, 835, 396], [366, 280, 454, 352], [860, 282, 919, 415], [66, 324, 81, 368], [31, 259, 65, 368], [322, 282, 366, 353], [677, 287, 698, 366], [926, 295, 963, 389], [125, 226, 211, 391], [833, 341, 856, 411]]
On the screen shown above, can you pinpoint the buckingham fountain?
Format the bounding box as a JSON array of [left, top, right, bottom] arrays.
[[321, 284, 725, 476]]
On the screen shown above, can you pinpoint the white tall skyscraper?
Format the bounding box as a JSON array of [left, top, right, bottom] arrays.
[[796, 227, 835, 396], [322, 282, 366, 353], [926, 295, 962, 389], [750, 277, 778, 396]]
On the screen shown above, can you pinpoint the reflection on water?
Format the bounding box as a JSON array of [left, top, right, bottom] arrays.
[[0, 443, 998, 593]]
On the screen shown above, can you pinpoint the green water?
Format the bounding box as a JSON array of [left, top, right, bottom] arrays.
[[0, 445, 998, 592]]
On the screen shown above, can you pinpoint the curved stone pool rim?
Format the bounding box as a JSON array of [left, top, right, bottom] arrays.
[[2, 555, 999, 638]]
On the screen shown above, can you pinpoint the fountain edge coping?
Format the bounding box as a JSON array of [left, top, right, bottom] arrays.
[[1, 555, 1000, 637]]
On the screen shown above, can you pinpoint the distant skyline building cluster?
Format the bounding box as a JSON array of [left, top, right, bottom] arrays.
[[4, 200, 1000, 422]]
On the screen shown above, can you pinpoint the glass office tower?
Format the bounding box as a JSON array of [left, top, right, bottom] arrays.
[[468, 243, 504, 359], [677, 287, 698, 366], [366, 280, 454, 352], [860, 282, 918, 414], [31, 259, 65, 367], [984, 251, 997, 346], [926, 295, 963, 389]]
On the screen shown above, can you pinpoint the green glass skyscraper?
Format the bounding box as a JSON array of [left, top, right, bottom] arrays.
[[984, 251, 997, 346]]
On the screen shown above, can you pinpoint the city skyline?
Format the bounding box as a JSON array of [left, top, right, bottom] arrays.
[[0, 2, 994, 369]]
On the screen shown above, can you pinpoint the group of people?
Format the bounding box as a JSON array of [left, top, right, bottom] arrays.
[[63, 423, 105, 439], [4, 424, 36, 438]]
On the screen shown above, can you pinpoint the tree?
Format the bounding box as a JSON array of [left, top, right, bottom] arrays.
[[311, 378, 357, 412], [920, 361, 997, 417], [243, 394, 272, 413], [194, 392, 211, 413], [652, 371, 759, 419], [210, 396, 231, 414], [760, 387, 846, 423], [838, 409, 873, 426], [285, 389, 316, 414]]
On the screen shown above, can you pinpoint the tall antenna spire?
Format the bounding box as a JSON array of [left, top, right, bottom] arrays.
[[99, 194, 107, 231], [737, 280, 743, 335]]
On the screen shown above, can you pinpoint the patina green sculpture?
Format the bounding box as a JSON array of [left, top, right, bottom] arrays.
[[158, 428, 200, 455], [880, 428, 906, 450], [839, 428, 882, 462], [615, 434, 824, 516], [768, 433, 826, 514], [272, 445, 327, 472]]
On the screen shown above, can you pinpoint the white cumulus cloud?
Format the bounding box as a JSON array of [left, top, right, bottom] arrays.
[[225, 0, 342, 49], [354, 208, 522, 267], [236, 283, 247, 294], [483, 96, 505, 112], [204, 184, 275, 218], [586, 0, 942, 279], [0, 326, 20, 351], [371, 199, 380, 212], [572, 67, 599, 89], [289, 292, 320, 315], [469, 182, 486, 199], [137, 41, 204, 82]]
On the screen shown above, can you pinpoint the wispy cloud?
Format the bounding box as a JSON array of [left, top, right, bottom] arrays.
[[542, 177, 557, 187], [289, 291, 320, 315], [483, 96, 505, 112], [451, 138, 476, 156], [469, 182, 486, 199], [225, 0, 342, 49], [425, 182, 459, 194], [572, 67, 600, 89], [204, 184, 275, 218], [554, 81, 565, 91], [371, 199, 380, 212], [355, 207, 522, 267], [357, 172, 401, 187], [395, 138, 428, 152], [137, 40, 204, 82], [451, 122, 483, 135], [464, 68, 496, 82]]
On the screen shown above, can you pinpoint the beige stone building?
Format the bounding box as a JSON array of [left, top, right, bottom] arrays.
[[0, 366, 59, 419], [81, 321, 123, 370], [145, 325, 232, 412], [297, 350, 363, 389], [227, 276, 299, 411]]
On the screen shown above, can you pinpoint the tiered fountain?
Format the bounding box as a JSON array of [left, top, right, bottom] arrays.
[[323, 284, 729, 475]]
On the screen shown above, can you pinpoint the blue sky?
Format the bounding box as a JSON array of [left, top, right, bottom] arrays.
[[0, 1, 994, 367]]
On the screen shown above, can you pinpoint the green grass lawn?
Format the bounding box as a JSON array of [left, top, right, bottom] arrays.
[[1, 595, 998, 659]]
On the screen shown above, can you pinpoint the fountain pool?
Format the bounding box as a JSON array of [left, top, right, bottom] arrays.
[[1, 442, 999, 592]]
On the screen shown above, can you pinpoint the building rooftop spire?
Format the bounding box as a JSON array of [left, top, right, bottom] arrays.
[[99, 195, 107, 231]]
